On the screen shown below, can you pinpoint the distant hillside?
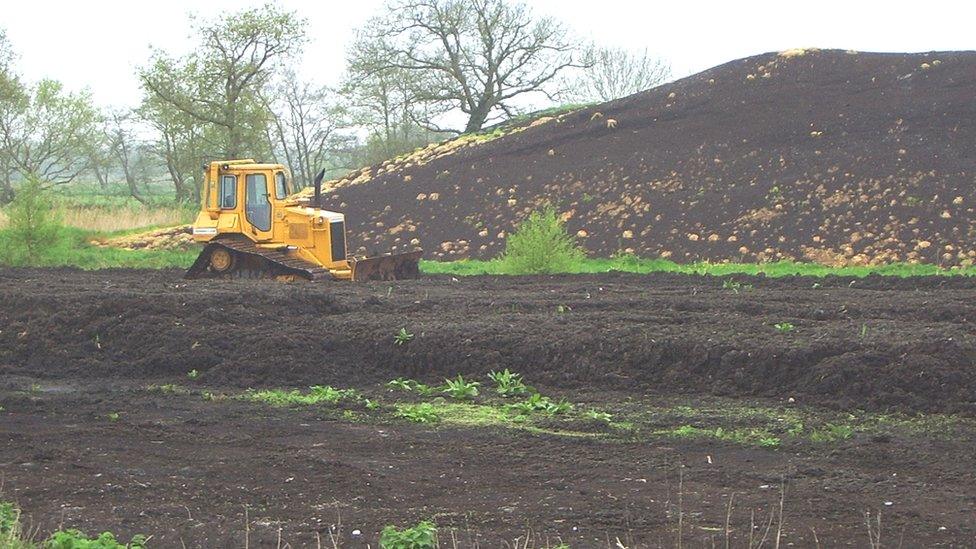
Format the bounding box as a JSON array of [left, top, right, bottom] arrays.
[[313, 49, 976, 266]]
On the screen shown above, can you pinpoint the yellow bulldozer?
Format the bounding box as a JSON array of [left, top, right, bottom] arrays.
[[186, 159, 421, 281]]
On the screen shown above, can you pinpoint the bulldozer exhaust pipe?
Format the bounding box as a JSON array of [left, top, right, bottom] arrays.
[[312, 169, 325, 208]]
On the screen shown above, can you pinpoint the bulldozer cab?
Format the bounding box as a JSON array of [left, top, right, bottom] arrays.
[[199, 159, 292, 242]]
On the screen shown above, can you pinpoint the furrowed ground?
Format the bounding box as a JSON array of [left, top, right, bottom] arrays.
[[1, 268, 975, 547]]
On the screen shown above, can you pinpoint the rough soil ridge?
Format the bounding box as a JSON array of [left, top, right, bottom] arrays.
[[2, 268, 974, 415], [311, 49, 976, 266]]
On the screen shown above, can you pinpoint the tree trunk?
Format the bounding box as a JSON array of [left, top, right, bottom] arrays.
[[0, 163, 13, 205], [464, 106, 490, 133]]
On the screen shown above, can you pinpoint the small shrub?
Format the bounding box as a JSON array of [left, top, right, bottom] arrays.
[[810, 423, 854, 443], [147, 383, 182, 394], [499, 205, 584, 274], [186, 369, 199, 380], [0, 501, 18, 534], [106, 412, 120, 422], [487, 369, 529, 397], [722, 279, 752, 294], [773, 322, 795, 333], [395, 403, 439, 423], [0, 174, 66, 266], [442, 375, 479, 401], [386, 378, 434, 396], [380, 520, 437, 549], [507, 393, 573, 416], [584, 409, 613, 423], [394, 328, 415, 346]]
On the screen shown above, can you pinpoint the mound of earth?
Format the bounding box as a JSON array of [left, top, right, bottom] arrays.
[[306, 48, 976, 266], [92, 225, 193, 250]]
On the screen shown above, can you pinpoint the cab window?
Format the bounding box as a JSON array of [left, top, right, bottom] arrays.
[[219, 175, 237, 209], [274, 172, 289, 199], [245, 173, 272, 232]]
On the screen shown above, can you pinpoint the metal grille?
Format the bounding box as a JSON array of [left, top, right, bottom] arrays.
[[330, 221, 347, 261]]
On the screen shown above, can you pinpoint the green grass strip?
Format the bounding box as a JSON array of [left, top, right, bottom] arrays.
[[421, 257, 974, 278]]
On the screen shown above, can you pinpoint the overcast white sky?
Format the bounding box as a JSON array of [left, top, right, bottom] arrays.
[[4, 0, 974, 109]]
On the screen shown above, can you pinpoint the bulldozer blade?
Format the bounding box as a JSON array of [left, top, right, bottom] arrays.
[[350, 250, 423, 282]]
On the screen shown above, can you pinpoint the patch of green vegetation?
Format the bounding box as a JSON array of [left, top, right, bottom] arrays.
[[46, 529, 147, 549], [241, 385, 359, 406], [146, 383, 185, 395], [722, 278, 753, 293], [584, 408, 613, 423], [487, 369, 530, 397], [0, 500, 146, 549], [0, 224, 198, 269], [808, 423, 854, 443], [859, 412, 972, 440], [773, 322, 795, 333], [421, 257, 974, 278], [394, 402, 440, 424], [380, 520, 437, 549], [393, 328, 414, 346], [0, 501, 18, 535], [441, 375, 480, 400], [425, 401, 514, 427], [0, 177, 196, 269], [106, 412, 121, 422], [386, 378, 436, 396], [663, 424, 781, 448], [506, 393, 573, 416], [186, 369, 199, 380]]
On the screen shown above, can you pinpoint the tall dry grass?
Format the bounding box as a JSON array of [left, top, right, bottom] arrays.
[[58, 205, 191, 233], [0, 205, 192, 233]]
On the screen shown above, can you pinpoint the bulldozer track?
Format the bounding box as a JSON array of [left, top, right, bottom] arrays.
[[185, 236, 333, 280]]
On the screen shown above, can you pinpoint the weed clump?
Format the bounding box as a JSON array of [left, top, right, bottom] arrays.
[[394, 403, 439, 423], [386, 378, 435, 396], [499, 205, 584, 274], [441, 375, 479, 400], [380, 520, 437, 549], [487, 369, 529, 397]]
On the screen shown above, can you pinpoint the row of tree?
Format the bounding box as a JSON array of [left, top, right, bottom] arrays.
[[0, 0, 670, 205]]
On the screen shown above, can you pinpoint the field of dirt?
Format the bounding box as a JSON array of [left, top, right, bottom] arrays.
[[306, 49, 976, 267], [2, 269, 976, 547]]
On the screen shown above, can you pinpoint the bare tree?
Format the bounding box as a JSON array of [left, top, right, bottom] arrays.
[[349, 0, 583, 133], [563, 46, 671, 103], [343, 61, 443, 164], [105, 110, 148, 204], [266, 75, 355, 188]]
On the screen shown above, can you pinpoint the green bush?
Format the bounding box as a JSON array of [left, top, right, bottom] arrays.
[[0, 501, 18, 534], [46, 529, 146, 549], [499, 205, 584, 274], [380, 520, 437, 549], [0, 175, 67, 266]]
